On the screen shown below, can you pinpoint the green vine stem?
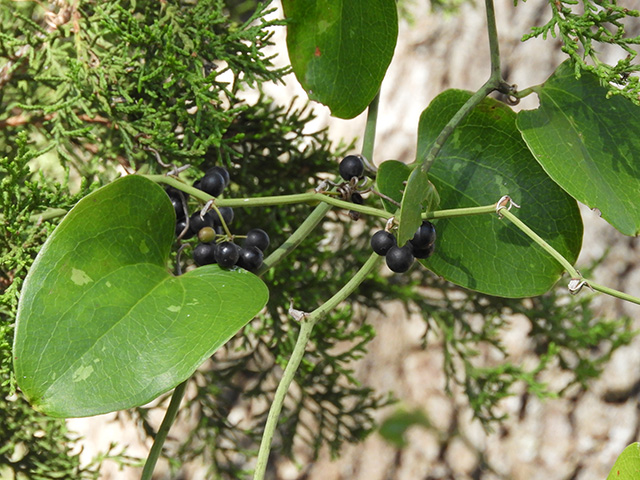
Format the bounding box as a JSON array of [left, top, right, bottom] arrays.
[[252, 252, 381, 480], [424, 204, 496, 219], [588, 281, 640, 306], [145, 175, 392, 220], [498, 208, 580, 278], [418, 0, 503, 175], [140, 379, 188, 480], [362, 91, 379, 162], [257, 202, 332, 275], [499, 208, 640, 306]]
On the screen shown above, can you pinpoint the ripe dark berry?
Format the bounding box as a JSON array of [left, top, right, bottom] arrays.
[[214, 241, 240, 268], [170, 197, 186, 220], [244, 228, 270, 252], [339, 155, 365, 181], [370, 230, 396, 256], [193, 243, 217, 266], [189, 211, 214, 232], [385, 245, 414, 273], [165, 187, 187, 220], [409, 221, 436, 250], [198, 226, 216, 244], [212, 206, 234, 227], [197, 171, 225, 197], [412, 242, 435, 259], [237, 246, 264, 272], [206, 166, 230, 187], [175, 219, 196, 239]]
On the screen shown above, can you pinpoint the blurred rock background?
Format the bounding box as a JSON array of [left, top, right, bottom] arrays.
[[68, 1, 640, 478]]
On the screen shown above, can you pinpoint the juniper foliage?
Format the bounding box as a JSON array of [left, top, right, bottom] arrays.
[[521, 0, 640, 104]]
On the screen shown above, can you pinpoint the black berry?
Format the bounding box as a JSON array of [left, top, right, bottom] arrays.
[[212, 207, 234, 227], [165, 187, 187, 220], [412, 242, 435, 259], [215, 241, 240, 268], [198, 226, 216, 244], [197, 171, 225, 197], [409, 221, 436, 250], [244, 228, 270, 252], [370, 230, 396, 256], [175, 219, 195, 239], [237, 246, 264, 272], [206, 166, 230, 187], [189, 211, 213, 232], [339, 155, 365, 181], [385, 245, 414, 273], [193, 243, 217, 266]]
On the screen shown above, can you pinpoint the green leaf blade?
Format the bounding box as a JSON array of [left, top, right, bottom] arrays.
[[397, 167, 432, 246], [14, 176, 268, 417], [607, 443, 640, 480], [376, 159, 410, 212], [417, 90, 583, 297], [517, 60, 640, 236], [282, 0, 398, 119]]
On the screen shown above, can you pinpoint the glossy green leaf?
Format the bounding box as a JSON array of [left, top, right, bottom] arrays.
[[417, 90, 583, 297], [282, 0, 398, 119], [13, 176, 268, 417], [607, 443, 640, 480], [397, 168, 432, 246], [376, 159, 410, 212], [517, 60, 640, 236]]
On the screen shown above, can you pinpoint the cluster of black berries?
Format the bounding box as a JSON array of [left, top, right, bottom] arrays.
[[165, 166, 269, 273], [192, 227, 269, 272], [370, 220, 436, 273]]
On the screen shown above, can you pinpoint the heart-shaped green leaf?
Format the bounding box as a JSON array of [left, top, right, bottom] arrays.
[[517, 60, 640, 236], [282, 0, 398, 119], [607, 443, 640, 480], [417, 90, 583, 297], [13, 176, 268, 417]]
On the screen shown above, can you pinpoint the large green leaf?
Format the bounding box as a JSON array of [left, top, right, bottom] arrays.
[[282, 0, 398, 119], [13, 176, 268, 417], [416, 90, 583, 297], [517, 60, 640, 236], [607, 443, 640, 480]]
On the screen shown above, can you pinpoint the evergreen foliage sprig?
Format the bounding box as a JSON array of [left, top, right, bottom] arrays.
[[521, 0, 640, 104]]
